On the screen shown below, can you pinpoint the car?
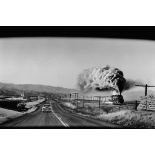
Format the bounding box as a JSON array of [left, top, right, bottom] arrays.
[[42, 104, 52, 112]]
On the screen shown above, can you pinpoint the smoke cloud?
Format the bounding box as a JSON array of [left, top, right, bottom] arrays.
[[78, 66, 144, 95], [123, 79, 144, 91], [78, 66, 126, 94]]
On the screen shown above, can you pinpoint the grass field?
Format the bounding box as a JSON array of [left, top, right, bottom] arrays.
[[97, 110, 155, 128], [64, 99, 137, 114], [61, 99, 155, 128]]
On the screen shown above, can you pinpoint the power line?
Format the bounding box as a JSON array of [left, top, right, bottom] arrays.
[[135, 84, 155, 96]]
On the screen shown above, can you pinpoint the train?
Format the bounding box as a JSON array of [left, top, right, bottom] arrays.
[[111, 95, 124, 105]]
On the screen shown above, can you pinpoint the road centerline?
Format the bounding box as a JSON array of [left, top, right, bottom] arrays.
[[51, 105, 69, 127]]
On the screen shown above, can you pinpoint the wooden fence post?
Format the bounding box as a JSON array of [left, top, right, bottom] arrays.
[[83, 96, 84, 108], [99, 96, 101, 114]]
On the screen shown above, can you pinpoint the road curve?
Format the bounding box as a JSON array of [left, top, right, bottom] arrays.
[[0, 99, 121, 128]]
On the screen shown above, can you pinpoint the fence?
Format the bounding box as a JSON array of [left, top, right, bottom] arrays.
[[61, 95, 139, 115]]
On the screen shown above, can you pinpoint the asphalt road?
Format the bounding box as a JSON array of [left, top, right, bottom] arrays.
[[0, 99, 121, 128]]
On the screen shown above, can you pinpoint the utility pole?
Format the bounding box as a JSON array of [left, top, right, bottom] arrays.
[[95, 96, 101, 113], [69, 93, 72, 102], [77, 93, 79, 109], [135, 84, 155, 96], [99, 96, 101, 109], [135, 84, 155, 110], [72, 92, 79, 109], [83, 96, 85, 108]]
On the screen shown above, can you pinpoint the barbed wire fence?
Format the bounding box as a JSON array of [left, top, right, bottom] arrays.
[[60, 93, 140, 115]]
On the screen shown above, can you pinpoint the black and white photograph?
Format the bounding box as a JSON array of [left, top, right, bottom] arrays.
[[0, 27, 155, 129]]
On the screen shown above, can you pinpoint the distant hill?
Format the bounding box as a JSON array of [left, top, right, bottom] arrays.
[[1, 82, 155, 101], [0, 82, 78, 97]]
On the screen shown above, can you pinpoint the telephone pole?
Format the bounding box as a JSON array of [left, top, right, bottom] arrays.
[[69, 93, 72, 102], [95, 96, 101, 113], [135, 84, 155, 96], [135, 84, 155, 110], [83, 96, 85, 108], [72, 92, 79, 109]]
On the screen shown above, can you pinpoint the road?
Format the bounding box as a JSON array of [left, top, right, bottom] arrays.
[[0, 99, 121, 128]]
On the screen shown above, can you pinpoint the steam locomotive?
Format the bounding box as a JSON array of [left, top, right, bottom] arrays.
[[111, 95, 124, 105]]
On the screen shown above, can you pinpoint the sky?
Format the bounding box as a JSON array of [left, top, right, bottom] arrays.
[[0, 37, 155, 90]]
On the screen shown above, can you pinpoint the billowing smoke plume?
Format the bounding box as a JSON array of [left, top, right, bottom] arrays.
[[123, 79, 144, 91], [78, 66, 126, 94]]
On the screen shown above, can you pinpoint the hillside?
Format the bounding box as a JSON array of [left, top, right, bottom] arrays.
[[1, 82, 155, 101], [0, 82, 78, 96]]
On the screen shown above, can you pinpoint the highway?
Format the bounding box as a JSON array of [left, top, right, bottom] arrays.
[[0, 99, 121, 128]]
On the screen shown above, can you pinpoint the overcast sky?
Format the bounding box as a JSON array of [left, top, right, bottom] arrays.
[[0, 37, 155, 89]]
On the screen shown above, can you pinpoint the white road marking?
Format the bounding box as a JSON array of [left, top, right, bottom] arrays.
[[51, 106, 69, 127]]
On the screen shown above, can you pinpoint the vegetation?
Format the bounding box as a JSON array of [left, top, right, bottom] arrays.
[[0, 100, 22, 111]]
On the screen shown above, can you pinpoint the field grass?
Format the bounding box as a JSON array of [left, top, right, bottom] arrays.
[[62, 102, 76, 109], [69, 99, 136, 114], [61, 99, 155, 128], [97, 110, 155, 128]]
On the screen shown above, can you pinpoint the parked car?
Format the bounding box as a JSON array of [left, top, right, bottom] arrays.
[[42, 104, 52, 112]]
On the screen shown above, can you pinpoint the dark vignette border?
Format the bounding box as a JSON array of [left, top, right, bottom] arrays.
[[0, 26, 155, 41], [0, 26, 155, 129]]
